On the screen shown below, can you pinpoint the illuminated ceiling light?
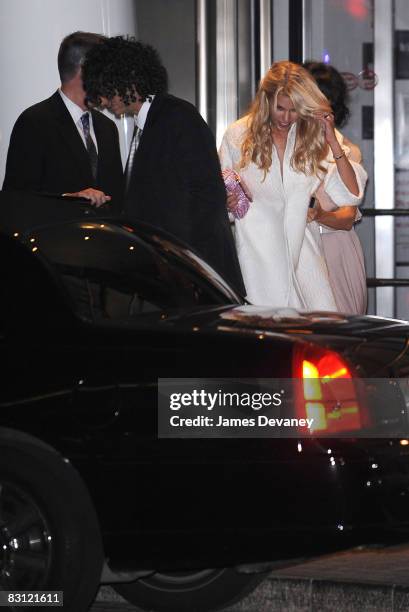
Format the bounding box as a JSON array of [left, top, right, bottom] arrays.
[[346, 0, 367, 21], [32, 247, 38, 252], [400, 439, 409, 446], [84, 236, 90, 241]]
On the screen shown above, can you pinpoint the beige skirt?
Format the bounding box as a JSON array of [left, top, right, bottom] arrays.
[[321, 228, 367, 315]]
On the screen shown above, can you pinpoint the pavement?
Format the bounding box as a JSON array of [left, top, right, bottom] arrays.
[[90, 542, 409, 611]]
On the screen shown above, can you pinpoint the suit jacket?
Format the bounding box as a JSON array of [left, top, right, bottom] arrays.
[[2, 91, 124, 214], [124, 94, 245, 295]]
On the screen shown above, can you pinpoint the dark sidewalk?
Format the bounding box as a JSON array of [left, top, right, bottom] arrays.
[[90, 542, 409, 611]]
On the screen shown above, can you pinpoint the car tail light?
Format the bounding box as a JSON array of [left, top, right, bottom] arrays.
[[293, 344, 370, 435]]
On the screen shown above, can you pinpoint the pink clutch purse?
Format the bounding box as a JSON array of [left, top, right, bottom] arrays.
[[222, 168, 251, 219]]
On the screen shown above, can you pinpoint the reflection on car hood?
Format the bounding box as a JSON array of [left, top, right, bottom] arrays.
[[113, 304, 409, 340], [216, 306, 409, 336]]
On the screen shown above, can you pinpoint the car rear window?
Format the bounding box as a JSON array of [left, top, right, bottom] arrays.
[[28, 222, 239, 320]]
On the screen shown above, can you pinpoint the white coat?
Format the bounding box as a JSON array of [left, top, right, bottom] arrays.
[[219, 118, 367, 310]]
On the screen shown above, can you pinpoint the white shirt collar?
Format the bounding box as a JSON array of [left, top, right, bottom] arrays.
[[135, 95, 155, 130], [58, 88, 89, 126]]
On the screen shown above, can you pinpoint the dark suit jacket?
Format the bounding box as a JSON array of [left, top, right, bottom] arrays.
[[124, 94, 245, 295], [2, 91, 124, 214]]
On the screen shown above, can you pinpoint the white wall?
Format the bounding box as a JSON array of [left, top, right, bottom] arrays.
[[0, 0, 137, 184]]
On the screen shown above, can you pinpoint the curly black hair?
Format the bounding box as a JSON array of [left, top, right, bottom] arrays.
[[303, 61, 350, 128], [82, 36, 168, 106]]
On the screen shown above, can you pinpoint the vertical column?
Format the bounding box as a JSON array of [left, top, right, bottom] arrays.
[[273, 0, 289, 61], [302, 0, 312, 61], [198, 0, 268, 144], [215, 0, 238, 147], [374, 0, 395, 317], [259, 0, 273, 76], [197, 0, 209, 123]]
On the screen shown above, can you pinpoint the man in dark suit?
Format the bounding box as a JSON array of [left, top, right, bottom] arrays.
[[82, 37, 245, 295], [3, 32, 123, 213]]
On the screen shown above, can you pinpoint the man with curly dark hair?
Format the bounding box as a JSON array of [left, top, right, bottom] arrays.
[[82, 36, 245, 294], [3, 31, 123, 212]]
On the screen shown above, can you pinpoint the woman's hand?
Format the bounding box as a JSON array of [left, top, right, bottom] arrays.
[[307, 200, 323, 223], [317, 111, 338, 148], [227, 193, 239, 212], [316, 111, 359, 196], [315, 204, 357, 231], [239, 176, 253, 202], [225, 173, 253, 213]]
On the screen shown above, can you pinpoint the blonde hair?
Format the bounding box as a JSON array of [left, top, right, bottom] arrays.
[[240, 61, 332, 177]]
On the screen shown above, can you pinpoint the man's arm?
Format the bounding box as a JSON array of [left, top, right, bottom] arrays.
[[176, 107, 227, 225], [62, 188, 111, 207], [3, 110, 114, 208], [175, 104, 245, 294], [3, 112, 44, 191]]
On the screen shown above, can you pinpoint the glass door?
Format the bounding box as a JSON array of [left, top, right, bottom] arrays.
[[299, 0, 409, 320], [394, 0, 409, 319], [301, 0, 378, 313]]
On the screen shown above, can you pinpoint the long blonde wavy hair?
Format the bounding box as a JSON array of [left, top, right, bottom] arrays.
[[240, 61, 332, 177]]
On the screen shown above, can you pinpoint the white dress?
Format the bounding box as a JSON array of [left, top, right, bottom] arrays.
[[219, 118, 367, 310]]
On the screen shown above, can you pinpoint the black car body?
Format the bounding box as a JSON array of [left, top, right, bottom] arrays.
[[1, 194, 409, 611]]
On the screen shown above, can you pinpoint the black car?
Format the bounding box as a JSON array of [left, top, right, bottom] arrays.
[[2, 194, 409, 612]]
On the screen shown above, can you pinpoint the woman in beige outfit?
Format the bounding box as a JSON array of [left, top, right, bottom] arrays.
[[304, 61, 367, 315]]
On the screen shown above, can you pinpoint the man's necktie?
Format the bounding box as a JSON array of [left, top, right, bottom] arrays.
[[80, 112, 98, 180], [125, 125, 143, 191]]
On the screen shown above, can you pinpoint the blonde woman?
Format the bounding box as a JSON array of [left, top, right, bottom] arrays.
[[219, 61, 367, 310]]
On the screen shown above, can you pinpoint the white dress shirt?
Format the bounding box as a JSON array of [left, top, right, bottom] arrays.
[[125, 96, 154, 187], [134, 96, 154, 131], [59, 89, 98, 153]]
